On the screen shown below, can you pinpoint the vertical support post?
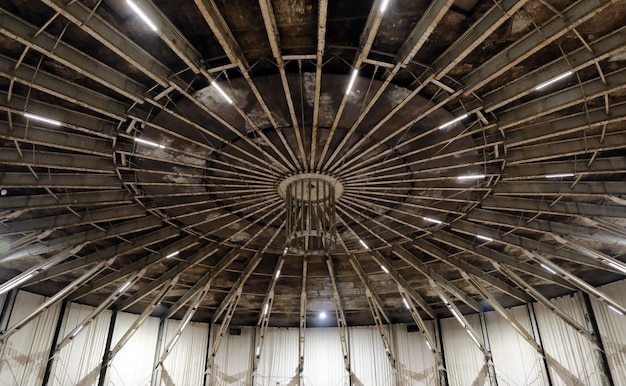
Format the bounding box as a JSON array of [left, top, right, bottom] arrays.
[[97, 311, 117, 386], [150, 317, 166, 386], [0, 289, 17, 332], [42, 299, 68, 386], [582, 293, 615, 386], [478, 313, 498, 386], [435, 318, 449, 386], [203, 322, 212, 386]]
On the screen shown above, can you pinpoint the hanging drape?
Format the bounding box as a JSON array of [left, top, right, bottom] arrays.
[[484, 305, 548, 386], [440, 314, 489, 386], [349, 326, 395, 386], [52, 303, 112, 386], [589, 280, 626, 385], [160, 319, 208, 386], [108, 312, 160, 386], [255, 327, 299, 386], [533, 292, 603, 385], [209, 324, 253, 386], [0, 291, 60, 386], [301, 327, 346, 386], [393, 323, 437, 386]]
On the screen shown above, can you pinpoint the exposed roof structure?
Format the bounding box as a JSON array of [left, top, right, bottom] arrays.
[[0, 0, 626, 328]]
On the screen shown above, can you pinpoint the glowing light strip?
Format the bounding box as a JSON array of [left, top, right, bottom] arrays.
[[402, 298, 410, 310], [541, 264, 557, 275], [546, 173, 575, 178], [381, 265, 389, 274], [450, 308, 465, 328], [457, 174, 485, 180], [72, 325, 83, 337], [264, 303, 269, 315], [126, 0, 158, 31], [476, 235, 493, 242], [23, 112, 61, 126], [166, 251, 179, 258], [535, 71, 573, 90], [422, 217, 442, 224], [438, 114, 468, 129], [118, 280, 132, 293], [134, 137, 164, 148], [359, 239, 369, 250], [608, 305, 624, 316], [380, 0, 390, 12], [212, 82, 233, 104], [345, 69, 359, 95]]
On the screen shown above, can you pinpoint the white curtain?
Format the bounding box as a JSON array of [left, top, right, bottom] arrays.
[[107, 312, 160, 386], [393, 323, 438, 386], [441, 314, 490, 386], [160, 319, 208, 386], [255, 327, 299, 385], [302, 327, 346, 386], [589, 279, 626, 385], [0, 291, 60, 385], [533, 292, 603, 385], [484, 305, 548, 386], [349, 326, 395, 386], [209, 324, 253, 386], [52, 302, 112, 386]]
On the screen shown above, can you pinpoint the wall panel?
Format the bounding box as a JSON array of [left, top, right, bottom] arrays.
[[255, 327, 299, 385], [349, 326, 395, 386], [52, 302, 111, 385], [302, 327, 346, 386], [533, 292, 603, 385], [0, 291, 60, 386], [210, 324, 253, 386], [589, 279, 626, 385], [485, 305, 549, 385], [441, 314, 489, 386], [161, 319, 208, 385], [108, 312, 160, 386], [393, 323, 438, 386]]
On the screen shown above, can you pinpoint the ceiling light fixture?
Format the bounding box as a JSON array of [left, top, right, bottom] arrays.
[[359, 239, 369, 250], [535, 71, 573, 91], [608, 305, 624, 316], [23, 112, 61, 126], [126, 0, 158, 31], [545, 173, 575, 179], [264, 303, 269, 315], [426, 340, 432, 350], [134, 137, 164, 148], [402, 298, 410, 309], [450, 309, 466, 328], [319, 311, 327, 319], [438, 114, 468, 130], [345, 69, 359, 95], [422, 217, 442, 225], [117, 280, 132, 293], [212, 82, 233, 104], [457, 174, 485, 180], [476, 235, 493, 242], [541, 264, 557, 275], [275, 270, 281, 279], [381, 265, 389, 274], [166, 251, 179, 258], [72, 325, 84, 338], [380, 0, 390, 12]]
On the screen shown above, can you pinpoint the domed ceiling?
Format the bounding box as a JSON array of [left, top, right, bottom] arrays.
[[0, 0, 626, 329]]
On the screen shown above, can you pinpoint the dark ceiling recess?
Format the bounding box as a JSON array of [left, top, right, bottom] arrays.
[[0, 0, 625, 328]]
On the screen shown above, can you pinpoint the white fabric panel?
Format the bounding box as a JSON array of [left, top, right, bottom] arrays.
[[108, 312, 160, 386], [209, 324, 253, 385], [349, 326, 395, 386], [533, 292, 603, 385], [589, 279, 626, 385], [484, 305, 548, 386], [302, 327, 346, 386], [52, 302, 112, 385], [393, 323, 438, 386], [441, 314, 489, 386], [255, 327, 299, 385], [161, 319, 208, 386], [0, 291, 60, 386]]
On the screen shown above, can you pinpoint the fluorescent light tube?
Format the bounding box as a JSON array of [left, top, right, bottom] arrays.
[[359, 239, 369, 250], [457, 174, 485, 180], [23, 113, 61, 126], [264, 303, 269, 315], [212, 82, 233, 104], [438, 114, 468, 129], [118, 280, 132, 293], [134, 137, 164, 148], [166, 251, 179, 258], [381, 265, 389, 274], [402, 298, 410, 309], [608, 305, 624, 316], [422, 217, 442, 224], [541, 264, 557, 275], [346, 69, 359, 95], [450, 309, 465, 328], [126, 0, 158, 31], [72, 325, 83, 337], [535, 71, 573, 91], [275, 270, 281, 279], [476, 235, 493, 242], [545, 173, 575, 178], [380, 0, 390, 12], [426, 340, 432, 351]]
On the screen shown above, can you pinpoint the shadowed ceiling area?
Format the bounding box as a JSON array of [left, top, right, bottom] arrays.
[[0, 0, 626, 328]]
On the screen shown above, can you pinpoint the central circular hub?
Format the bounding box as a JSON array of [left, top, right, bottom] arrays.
[[280, 173, 341, 256], [277, 173, 344, 200]]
